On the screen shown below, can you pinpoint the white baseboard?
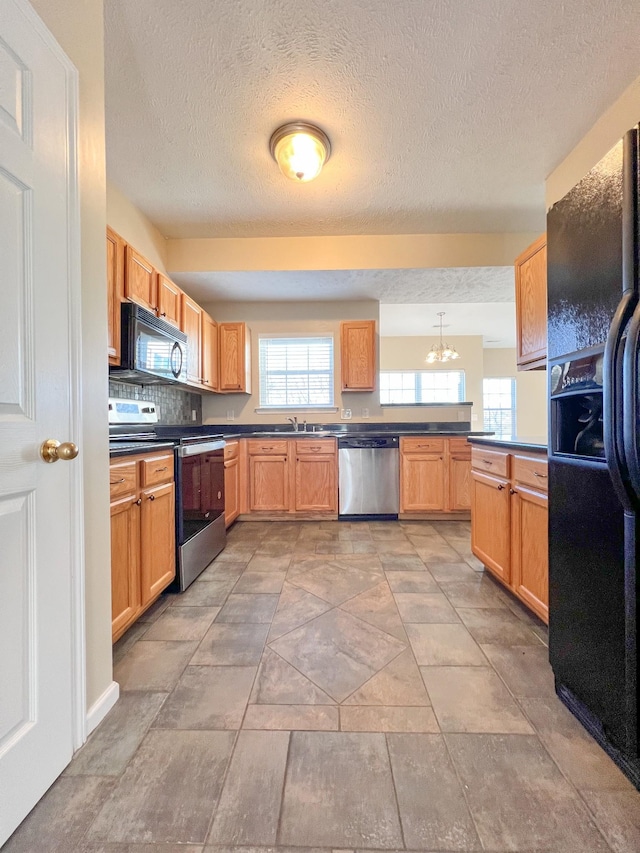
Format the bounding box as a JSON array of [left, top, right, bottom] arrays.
[[85, 680, 120, 737]]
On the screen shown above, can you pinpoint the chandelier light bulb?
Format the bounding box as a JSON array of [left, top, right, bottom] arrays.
[[425, 312, 460, 364]]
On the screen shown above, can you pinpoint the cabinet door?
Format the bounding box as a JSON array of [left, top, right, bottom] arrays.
[[471, 470, 510, 583], [140, 481, 176, 605], [106, 227, 125, 365], [157, 274, 182, 328], [340, 320, 376, 391], [181, 294, 203, 386], [515, 234, 547, 369], [511, 486, 548, 623], [249, 455, 288, 511], [124, 245, 157, 312], [201, 311, 219, 391], [224, 457, 240, 526], [295, 454, 337, 512], [110, 494, 140, 641], [400, 452, 445, 512], [448, 454, 472, 511], [219, 322, 251, 392]]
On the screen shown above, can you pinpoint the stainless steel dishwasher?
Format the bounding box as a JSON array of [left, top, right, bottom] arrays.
[[338, 435, 399, 519]]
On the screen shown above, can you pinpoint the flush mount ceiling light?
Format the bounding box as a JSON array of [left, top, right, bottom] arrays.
[[269, 121, 331, 182], [426, 312, 460, 364]]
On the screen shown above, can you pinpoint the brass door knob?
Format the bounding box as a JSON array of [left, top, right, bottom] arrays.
[[40, 439, 79, 464]]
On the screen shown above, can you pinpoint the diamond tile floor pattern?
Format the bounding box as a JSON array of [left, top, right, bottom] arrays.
[[6, 520, 640, 852]]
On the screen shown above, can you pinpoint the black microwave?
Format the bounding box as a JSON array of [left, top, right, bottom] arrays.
[[109, 303, 188, 385]]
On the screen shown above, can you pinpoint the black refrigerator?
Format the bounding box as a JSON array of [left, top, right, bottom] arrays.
[[547, 124, 640, 788]]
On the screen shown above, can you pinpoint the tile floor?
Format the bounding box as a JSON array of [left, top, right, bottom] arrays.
[[6, 520, 640, 852]]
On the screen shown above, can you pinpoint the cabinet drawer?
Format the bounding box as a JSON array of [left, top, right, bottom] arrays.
[[296, 439, 336, 455], [401, 437, 445, 453], [109, 460, 137, 498], [140, 452, 174, 487], [471, 447, 510, 478], [247, 439, 289, 456], [513, 454, 548, 492], [224, 440, 239, 461], [448, 437, 471, 455]]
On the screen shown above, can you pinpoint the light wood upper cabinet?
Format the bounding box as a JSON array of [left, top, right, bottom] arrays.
[[201, 311, 219, 391], [124, 245, 157, 312], [106, 227, 125, 365], [341, 320, 376, 391], [219, 322, 251, 393], [157, 274, 182, 328], [515, 234, 547, 370], [181, 293, 203, 386]]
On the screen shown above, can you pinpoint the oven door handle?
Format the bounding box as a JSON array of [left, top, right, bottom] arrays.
[[177, 439, 226, 457]]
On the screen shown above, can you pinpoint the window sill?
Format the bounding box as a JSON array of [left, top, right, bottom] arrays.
[[254, 406, 339, 414], [380, 401, 473, 407]]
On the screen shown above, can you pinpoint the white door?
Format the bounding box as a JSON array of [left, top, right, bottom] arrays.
[[0, 0, 81, 844]]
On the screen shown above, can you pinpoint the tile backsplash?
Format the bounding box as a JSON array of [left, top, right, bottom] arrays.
[[108, 381, 202, 425]]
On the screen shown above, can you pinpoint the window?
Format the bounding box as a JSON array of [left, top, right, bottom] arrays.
[[259, 336, 334, 408], [483, 377, 516, 437], [379, 370, 465, 404]]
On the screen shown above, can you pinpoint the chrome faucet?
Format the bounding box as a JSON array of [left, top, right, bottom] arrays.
[[286, 416, 298, 432]]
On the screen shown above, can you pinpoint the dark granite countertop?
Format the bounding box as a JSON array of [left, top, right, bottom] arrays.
[[221, 429, 493, 440], [468, 435, 548, 453], [109, 441, 175, 458]]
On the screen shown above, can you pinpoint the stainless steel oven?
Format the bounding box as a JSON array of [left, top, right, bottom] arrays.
[[175, 437, 226, 590]]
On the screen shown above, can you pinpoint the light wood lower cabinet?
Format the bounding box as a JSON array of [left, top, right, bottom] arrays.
[[224, 441, 240, 527], [471, 445, 548, 623], [244, 437, 337, 516], [294, 440, 337, 512], [470, 469, 511, 584], [109, 452, 175, 642], [400, 437, 471, 514]]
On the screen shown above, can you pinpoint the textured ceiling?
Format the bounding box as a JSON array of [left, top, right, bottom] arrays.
[[171, 266, 515, 304], [105, 0, 640, 239]]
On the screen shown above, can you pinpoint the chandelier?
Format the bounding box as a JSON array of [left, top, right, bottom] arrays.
[[425, 312, 460, 364]]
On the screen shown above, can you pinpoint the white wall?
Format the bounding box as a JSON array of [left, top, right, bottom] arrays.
[[107, 182, 168, 272], [31, 0, 112, 711], [483, 348, 548, 439]]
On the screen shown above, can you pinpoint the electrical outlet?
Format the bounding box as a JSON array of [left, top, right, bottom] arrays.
[[457, 410, 467, 421], [471, 413, 479, 422], [226, 409, 235, 421], [341, 408, 352, 420], [361, 407, 370, 419], [191, 409, 197, 421]]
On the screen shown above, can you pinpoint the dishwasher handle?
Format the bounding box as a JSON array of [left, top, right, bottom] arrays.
[[337, 436, 399, 450]]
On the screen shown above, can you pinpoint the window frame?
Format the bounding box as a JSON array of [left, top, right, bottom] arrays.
[[257, 333, 336, 410], [483, 376, 517, 438], [378, 369, 466, 405]]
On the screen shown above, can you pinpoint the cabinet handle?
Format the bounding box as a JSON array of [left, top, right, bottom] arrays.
[[160, 311, 166, 317], [497, 484, 504, 490], [110, 478, 125, 484], [149, 494, 155, 501], [510, 488, 517, 495], [533, 471, 547, 479], [155, 466, 168, 472], [152, 306, 159, 313], [135, 498, 142, 506], [483, 459, 493, 466], [311, 447, 321, 452]]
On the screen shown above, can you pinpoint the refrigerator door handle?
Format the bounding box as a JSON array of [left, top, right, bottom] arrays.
[[622, 299, 640, 499], [604, 291, 637, 511]]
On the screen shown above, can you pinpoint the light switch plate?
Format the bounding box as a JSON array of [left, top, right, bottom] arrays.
[[226, 409, 235, 421], [341, 408, 352, 419]]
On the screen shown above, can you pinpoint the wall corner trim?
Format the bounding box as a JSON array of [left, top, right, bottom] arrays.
[[85, 680, 120, 738]]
